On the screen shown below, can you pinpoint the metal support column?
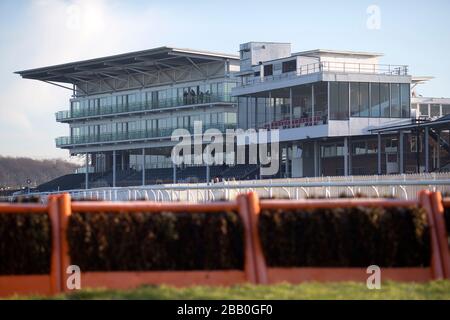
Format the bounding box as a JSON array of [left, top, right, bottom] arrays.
[[377, 133, 382, 175], [112, 150, 116, 188], [425, 127, 429, 172], [142, 148, 145, 186], [399, 131, 404, 174], [344, 137, 349, 176], [437, 130, 441, 170], [173, 163, 177, 184], [206, 164, 210, 183], [348, 137, 352, 176], [313, 141, 318, 177], [85, 153, 89, 190], [289, 87, 293, 128]]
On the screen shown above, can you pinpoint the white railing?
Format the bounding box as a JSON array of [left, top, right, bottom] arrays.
[[240, 62, 409, 87], [6, 172, 450, 203]]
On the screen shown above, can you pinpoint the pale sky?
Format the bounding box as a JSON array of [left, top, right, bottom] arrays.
[[0, 0, 449, 160]]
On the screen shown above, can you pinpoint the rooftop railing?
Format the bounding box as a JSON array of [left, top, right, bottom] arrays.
[[55, 94, 236, 121], [239, 62, 409, 87], [55, 123, 237, 147]]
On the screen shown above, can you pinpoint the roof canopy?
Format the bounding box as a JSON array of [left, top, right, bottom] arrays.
[[370, 115, 450, 133], [15, 47, 238, 84]]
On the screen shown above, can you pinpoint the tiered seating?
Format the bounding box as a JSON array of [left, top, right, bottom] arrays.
[[36, 165, 262, 191], [36, 173, 87, 192]]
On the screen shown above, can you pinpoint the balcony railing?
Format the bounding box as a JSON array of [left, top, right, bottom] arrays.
[[55, 94, 236, 121], [239, 62, 409, 87], [55, 123, 237, 147]]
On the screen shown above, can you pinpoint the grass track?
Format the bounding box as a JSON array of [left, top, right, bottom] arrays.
[[15, 281, 450, 300]]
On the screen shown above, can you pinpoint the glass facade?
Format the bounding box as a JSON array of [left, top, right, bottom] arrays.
[[350, 82, 369, 117], [237, 81, 411, 129], [330, 82, 349, 120], [59, 111, 238, 146], [60, 81, 237, 120]]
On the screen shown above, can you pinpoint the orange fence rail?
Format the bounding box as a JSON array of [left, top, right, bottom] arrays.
[[0, 196, 61, 297], [57, 193, 256, 292], [247, 190, 447, 284], [0, 190, 449, 297], [438, 196, 450, 279]]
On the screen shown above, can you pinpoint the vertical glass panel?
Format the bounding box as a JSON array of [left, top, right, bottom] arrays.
[[314, 82, 328, 124], [419, 104, 429, 116], [292, 84, 312, 121], [370, 83, 380, 117], [400, 84, 410, 118], [442, 105, 450, 116], [380, 83, 390, 117], [339, 82, 349, 120], [359, 83, 369, 117], [350, 82, 360, 117], [329, 82, 349, 120], [238, 97, 248, 129], [390, 83, 401, 117], [329, 82, 339, 120], [430, 104, 440, 117]]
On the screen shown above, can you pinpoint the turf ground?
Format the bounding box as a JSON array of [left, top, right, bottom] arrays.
[[16, 281, 450, 300]]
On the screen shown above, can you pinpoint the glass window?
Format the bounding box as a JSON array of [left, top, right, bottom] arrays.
[[224, 112, 237, 125], [321, 145, 336, 158], [390, 84, 401, 117], [151, 91, 158, 108], [430, 104, 440, 117], [400, 84, 410, 118], [292, 84, 313, 119], [380, 83, 390, 117], [71, 101, 80, 115], [350, 82, 360, 117], [314, 82, 328, 123], [360, 83, 369, 117], [352, 141, 366, 155], [370, 83, 381, 117], [367, 141, 378, 154], [264, 64, 273, 76], [350, 82, 369, 117], [336, 144, 345, 156], [329, 82, 349, 120], [419, 104, 429, 116], [442, 105, 450, 116], [282, 60, 297, 73]]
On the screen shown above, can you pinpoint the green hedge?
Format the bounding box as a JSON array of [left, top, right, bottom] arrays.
[[0, 213, 51, 275], [67, 211, 244, 271], [259, 206, 430, 267]]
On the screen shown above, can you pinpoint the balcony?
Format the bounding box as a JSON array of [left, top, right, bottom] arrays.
[[55, 94, 236, 122], [55, 123, 237, 147], [239, 62, 409, 87]]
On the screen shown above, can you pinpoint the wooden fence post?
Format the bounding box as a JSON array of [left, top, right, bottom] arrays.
[[419, 190, 444, 280], [58, 193, 72, 292], [236, 194, 257, 284], [47, 195, 62, 295], [429, 191, 450, 279], [246, 192, 268, 284]]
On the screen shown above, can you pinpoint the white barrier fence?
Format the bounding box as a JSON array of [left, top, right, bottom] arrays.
[[7, 173, 450, 203]]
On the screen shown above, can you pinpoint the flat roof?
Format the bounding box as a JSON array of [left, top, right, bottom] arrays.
[[15, 46, 239, 84], [294, 49, 383, 58]]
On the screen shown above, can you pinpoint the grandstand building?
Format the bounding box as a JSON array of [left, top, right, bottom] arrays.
[[16, 42, 450, 191], [233, 42, 450, 177]]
